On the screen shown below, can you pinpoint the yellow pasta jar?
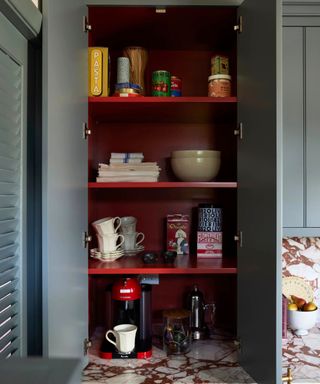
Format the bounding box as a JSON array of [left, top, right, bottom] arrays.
[[208, 74, 231, 97]]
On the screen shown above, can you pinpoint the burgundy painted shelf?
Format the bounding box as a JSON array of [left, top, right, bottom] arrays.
[[89, 97, 238, 123], [89, 97, 237, 103], [88, 182, 237, 189], [88, 255, 237, 275]]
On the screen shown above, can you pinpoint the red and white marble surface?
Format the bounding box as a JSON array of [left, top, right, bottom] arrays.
[[282, 237, 320, 383], [83, 328, 256, 384]]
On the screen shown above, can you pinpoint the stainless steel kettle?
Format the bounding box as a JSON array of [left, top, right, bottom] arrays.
[[187, 285, 215, 340]]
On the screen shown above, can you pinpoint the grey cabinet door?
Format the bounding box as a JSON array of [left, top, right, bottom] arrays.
[[42, 0, 88, 361], [283, 27, 304, 228], [237, 0, 282, 383], [306, 27, 320, 228]]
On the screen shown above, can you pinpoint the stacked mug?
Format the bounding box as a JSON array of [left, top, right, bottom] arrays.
[[92, 217, 124, 254], [120, 216, 145, 253]]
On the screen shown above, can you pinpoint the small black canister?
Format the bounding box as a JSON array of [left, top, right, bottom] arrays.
[[198, 204, 222, 232]]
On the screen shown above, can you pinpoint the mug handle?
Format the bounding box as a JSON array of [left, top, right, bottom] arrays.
[[136, 232, 145, 246], [115, 234, 125, 250], [106, 330, 118, 348], [113, 217, 121, 233]]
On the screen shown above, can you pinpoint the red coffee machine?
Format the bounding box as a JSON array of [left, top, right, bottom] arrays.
[[101, 277, 152, 359]]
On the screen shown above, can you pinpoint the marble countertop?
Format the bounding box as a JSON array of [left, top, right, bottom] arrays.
[[83, 328, 255, 384], [83, 324, 320, 383], [283, 323, 320, 383]]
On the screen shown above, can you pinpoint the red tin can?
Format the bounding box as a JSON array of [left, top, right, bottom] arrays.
[[170, 76, 182, 97]]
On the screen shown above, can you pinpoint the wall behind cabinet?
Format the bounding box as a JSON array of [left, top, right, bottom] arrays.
[[283, 9, 320, 235]]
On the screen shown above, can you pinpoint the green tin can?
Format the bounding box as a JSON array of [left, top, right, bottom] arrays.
[[152, 70, 171, 96]]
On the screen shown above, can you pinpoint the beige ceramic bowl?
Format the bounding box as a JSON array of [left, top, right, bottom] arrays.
[[171, 154, 221, 182], [171, 150, 220, 159]]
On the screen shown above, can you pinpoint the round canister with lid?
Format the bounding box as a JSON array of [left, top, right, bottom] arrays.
[[198, 205, 222, 232], [208, 74, 231, 97]]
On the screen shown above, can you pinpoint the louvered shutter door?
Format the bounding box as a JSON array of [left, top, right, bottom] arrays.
[[0, 48, 22, 359]]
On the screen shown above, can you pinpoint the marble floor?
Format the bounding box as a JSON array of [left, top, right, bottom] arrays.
[[283, 324, 320, 383], [83, 328, 255, 384]]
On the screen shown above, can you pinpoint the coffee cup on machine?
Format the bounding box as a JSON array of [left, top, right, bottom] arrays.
[[106, 324, 138, 353]]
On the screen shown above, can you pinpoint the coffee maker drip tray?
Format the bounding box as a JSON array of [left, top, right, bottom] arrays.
[[100, 338, 152, 359]]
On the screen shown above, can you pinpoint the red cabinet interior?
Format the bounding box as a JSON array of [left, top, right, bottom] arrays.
[[88, 5, 238, 341]]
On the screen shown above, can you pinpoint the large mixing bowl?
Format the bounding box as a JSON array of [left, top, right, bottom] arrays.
[[171, 154, 221, 182], [172, 150, 220, 159]]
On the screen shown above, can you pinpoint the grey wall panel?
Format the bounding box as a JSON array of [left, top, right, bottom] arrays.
[[283, 27, 304, 227], [306, 27, 320, 227]]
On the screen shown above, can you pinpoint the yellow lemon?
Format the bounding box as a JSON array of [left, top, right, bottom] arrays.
[[288, 303, 298, 311]]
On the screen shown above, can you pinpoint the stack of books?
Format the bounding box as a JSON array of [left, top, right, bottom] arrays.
[[97, 154, 160, 182]]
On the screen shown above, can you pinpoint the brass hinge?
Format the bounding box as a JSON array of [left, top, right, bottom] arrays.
[[282, 367, 293, 384], [234, 16, 243, 33], [83, 16, 92, 33], [234, 231, 243, 248], [155, 7, 166, 13], [83, 123, 91, 140], [83, 338, 92, 355], [82, 232, 92, 249], [234, 122, 243, 140]]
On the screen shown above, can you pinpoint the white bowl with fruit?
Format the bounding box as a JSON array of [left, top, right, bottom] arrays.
[[287, 295, 318, 336]]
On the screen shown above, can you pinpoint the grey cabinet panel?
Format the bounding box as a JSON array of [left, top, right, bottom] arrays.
[[237, 0, 282, 383], [283, 27, 304, 227], [42, 0, 88, 360], [306, 27, 320, 227]]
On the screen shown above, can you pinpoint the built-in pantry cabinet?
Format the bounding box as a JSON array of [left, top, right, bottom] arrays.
[[42, 1, 282, 383]]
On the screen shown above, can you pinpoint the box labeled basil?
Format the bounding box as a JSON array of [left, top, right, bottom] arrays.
[[197, 205, 222, 258]]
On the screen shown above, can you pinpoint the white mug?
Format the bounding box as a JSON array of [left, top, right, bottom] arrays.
[[97, 233, 124, 253], [92, 217, 121, 235], [106, 324, 137, 353], [123, 232, 145, 251], [120, 216, 137, 235]]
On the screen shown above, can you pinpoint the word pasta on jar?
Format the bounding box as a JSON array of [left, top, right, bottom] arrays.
[[208, 74, 231, 98]]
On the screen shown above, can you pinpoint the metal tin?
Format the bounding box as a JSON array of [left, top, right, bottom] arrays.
[[211, 55, 229, 75], [152, 70, 171, 96], [198, 205, 222, 232], [170, 76, 182, 97]]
